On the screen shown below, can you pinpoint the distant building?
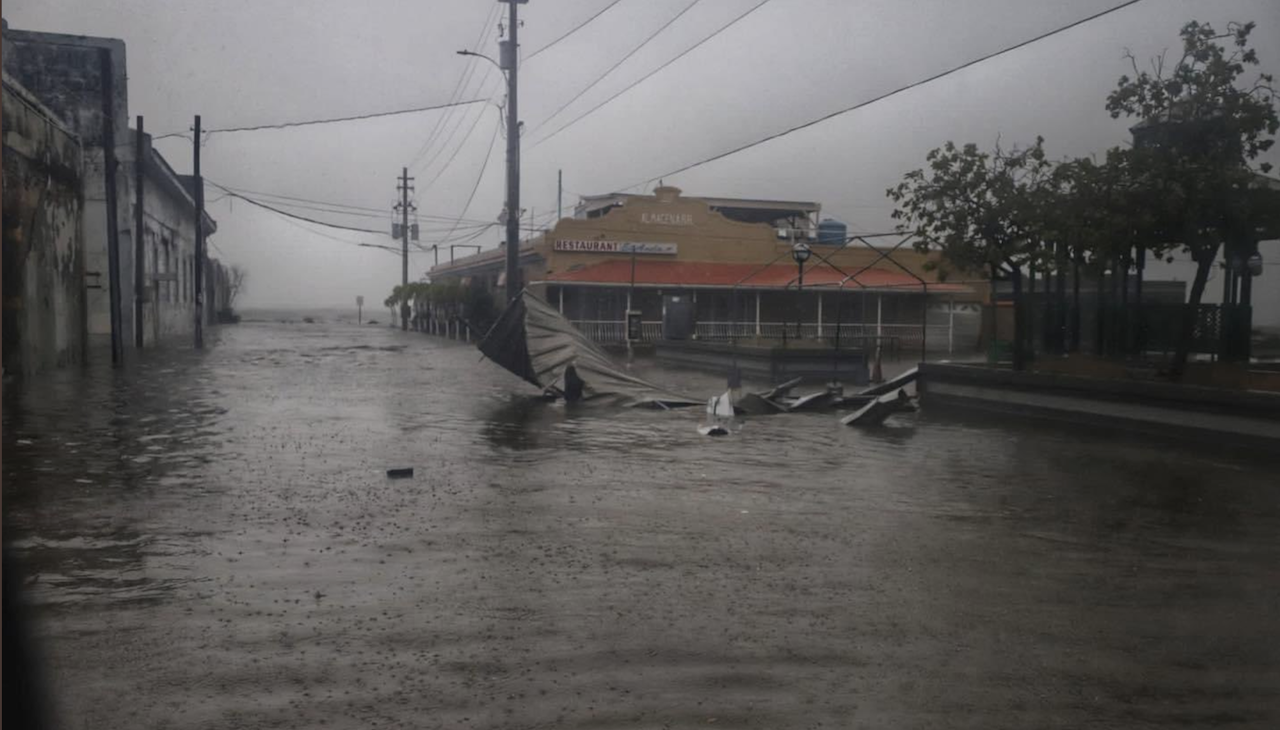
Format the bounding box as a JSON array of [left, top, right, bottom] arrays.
[[429, 186, 981, 352], [133, 134, 218, 343]]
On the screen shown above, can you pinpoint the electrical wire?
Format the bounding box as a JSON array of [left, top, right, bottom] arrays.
[[618, 0, 1147, 191], [529, 0, 772, 149], [437, 111, 504, 244], [524, 0, 628, 61], [151, 98, 488, 140], [210, 181, 502, 259], [409, 3, 503, 170], [209, 182, 388, 235], [421, 101, 499, 192], [530, 0, 702, 136], [418, 70, 505, 182], [210, 182, 493, 225]]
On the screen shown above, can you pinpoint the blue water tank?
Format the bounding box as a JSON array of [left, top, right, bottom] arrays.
[[817, 218, 847, 246]]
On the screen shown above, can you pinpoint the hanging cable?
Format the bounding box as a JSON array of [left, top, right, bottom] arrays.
[[524, 0, 627, 61], [529, 0, 772, 148], [436, 113, 504, 244], [409, 3, 504, 169], [530, 0, 702, 136], [152, 98, 487, 140], [618, 0, 1146, 190], [421, 99, 500, 191]]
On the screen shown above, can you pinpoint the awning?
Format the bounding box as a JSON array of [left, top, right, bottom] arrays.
[[536, 260, 970, 293]]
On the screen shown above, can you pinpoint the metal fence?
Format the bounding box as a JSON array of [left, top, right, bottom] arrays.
[[569, 319, 954, 351]]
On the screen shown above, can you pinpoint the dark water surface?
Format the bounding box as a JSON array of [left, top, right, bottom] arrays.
[[5, 320, 1279, 729]]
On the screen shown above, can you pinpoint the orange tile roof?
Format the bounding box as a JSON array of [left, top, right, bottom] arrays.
[[537, 260, 970, 292]]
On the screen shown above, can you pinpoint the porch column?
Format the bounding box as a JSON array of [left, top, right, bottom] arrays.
[[948, 296, 955, 354], [876, 294, 883, 340], [755, 291, 761, 336], [817, 293, 823, 337]]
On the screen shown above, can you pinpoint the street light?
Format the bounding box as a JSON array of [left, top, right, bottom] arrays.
[[791, 241, 812, 340], [456, 49, 502, 73], [1247, 251, 1263, 277]]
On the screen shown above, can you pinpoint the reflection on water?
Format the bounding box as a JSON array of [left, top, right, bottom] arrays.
[[5, 319, 1280, 729]]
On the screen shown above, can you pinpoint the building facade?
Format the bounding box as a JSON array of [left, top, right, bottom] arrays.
[[3, 25, 219, 357], [428, 186, 983, 352], [135, 135, 217, 344], [2, 72, 87, 377]]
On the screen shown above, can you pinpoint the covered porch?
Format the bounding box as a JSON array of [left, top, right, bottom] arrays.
[[538, 280, 973, 354]]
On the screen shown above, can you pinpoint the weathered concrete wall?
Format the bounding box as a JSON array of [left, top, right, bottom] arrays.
[[2, 75, 86, 377], [3, 28, 134, 351], [133, 143, 207, 345], [206, 259, 231, 325]]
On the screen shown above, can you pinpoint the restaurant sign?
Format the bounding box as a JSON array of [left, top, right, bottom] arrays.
[[554, 240, 678, 255]]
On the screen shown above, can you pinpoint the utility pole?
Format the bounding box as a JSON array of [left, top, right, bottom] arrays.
[[100, 48, 124, 366], [193, 114, 205, 349], [501, 0, 527, 302], [397, 167, 414, 331], [134, 116, 146, 348], [557, 168, 562, 221]]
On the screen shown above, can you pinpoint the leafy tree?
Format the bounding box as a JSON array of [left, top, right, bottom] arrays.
[[1106, 20, 1277, 375], [887, 137, 1054, 370]]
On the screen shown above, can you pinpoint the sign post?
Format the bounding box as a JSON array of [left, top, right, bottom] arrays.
[[357, 295, 364, 325]]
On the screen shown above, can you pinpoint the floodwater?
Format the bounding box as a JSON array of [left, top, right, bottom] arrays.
[[4, 318, 1280, 729]]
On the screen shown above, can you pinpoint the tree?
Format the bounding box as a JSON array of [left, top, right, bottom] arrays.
[[887, 137, 1054, 370], [1106, 20, 1277, 375], [226, 265, 247, 311]]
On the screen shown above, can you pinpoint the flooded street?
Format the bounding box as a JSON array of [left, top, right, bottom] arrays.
[[5, 318, 1280, 729]]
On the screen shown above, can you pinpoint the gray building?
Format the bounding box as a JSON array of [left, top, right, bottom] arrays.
[[2, 71, 87, 377], [2, 24, 219, 359]]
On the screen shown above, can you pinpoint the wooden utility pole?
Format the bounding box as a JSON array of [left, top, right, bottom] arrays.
[[100, 48, 124, 366], [501, 0, 527, 302], [193, 115, 205, 349], [134, 116, 146, 348], [397, 167, 414, 331]]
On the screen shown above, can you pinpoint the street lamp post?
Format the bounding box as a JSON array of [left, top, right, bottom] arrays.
[[791, 241, 811, 341]]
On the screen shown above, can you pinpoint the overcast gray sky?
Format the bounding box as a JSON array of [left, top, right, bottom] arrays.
[[5, 0, 1279, 313]]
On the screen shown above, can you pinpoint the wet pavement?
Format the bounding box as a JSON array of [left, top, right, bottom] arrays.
[[5, 318, 1280, 729]]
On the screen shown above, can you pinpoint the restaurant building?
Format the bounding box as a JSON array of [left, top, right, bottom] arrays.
[[428, 186, 982, 352]]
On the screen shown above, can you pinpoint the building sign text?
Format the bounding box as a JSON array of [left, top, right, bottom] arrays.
[[554, 240, 678, 255], [641, 212, 694, 226]]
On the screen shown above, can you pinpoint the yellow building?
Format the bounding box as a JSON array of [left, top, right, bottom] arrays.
[[429, 186, 982, 352]]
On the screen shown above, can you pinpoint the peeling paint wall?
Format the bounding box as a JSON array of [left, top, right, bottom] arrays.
[[137, 154, 200, 344], [3, 29, 134, 351], [3, 76, 86, 377]]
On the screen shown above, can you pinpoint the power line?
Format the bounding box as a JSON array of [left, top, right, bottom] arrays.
[[621, 0, 1147, 190], [213, 185, 389, 214], [437, 112, 504, 244], [529, 0, 772, 148], [152, 98, 488, 140], [524, 0, 627, 61], [209, 183, 389, 235], [208, 181, 494, 224], [530, 0, 702, 136], [213, 183, 502, 250], [226, 194, 496, 232], [422, 101, 499, 191], [415, 73, 503, 179], [409, 3, 503, 170]]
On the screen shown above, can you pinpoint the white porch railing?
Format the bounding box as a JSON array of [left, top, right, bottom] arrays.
[[570, 320, 627, 343], [568, 319, 956, 351]]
